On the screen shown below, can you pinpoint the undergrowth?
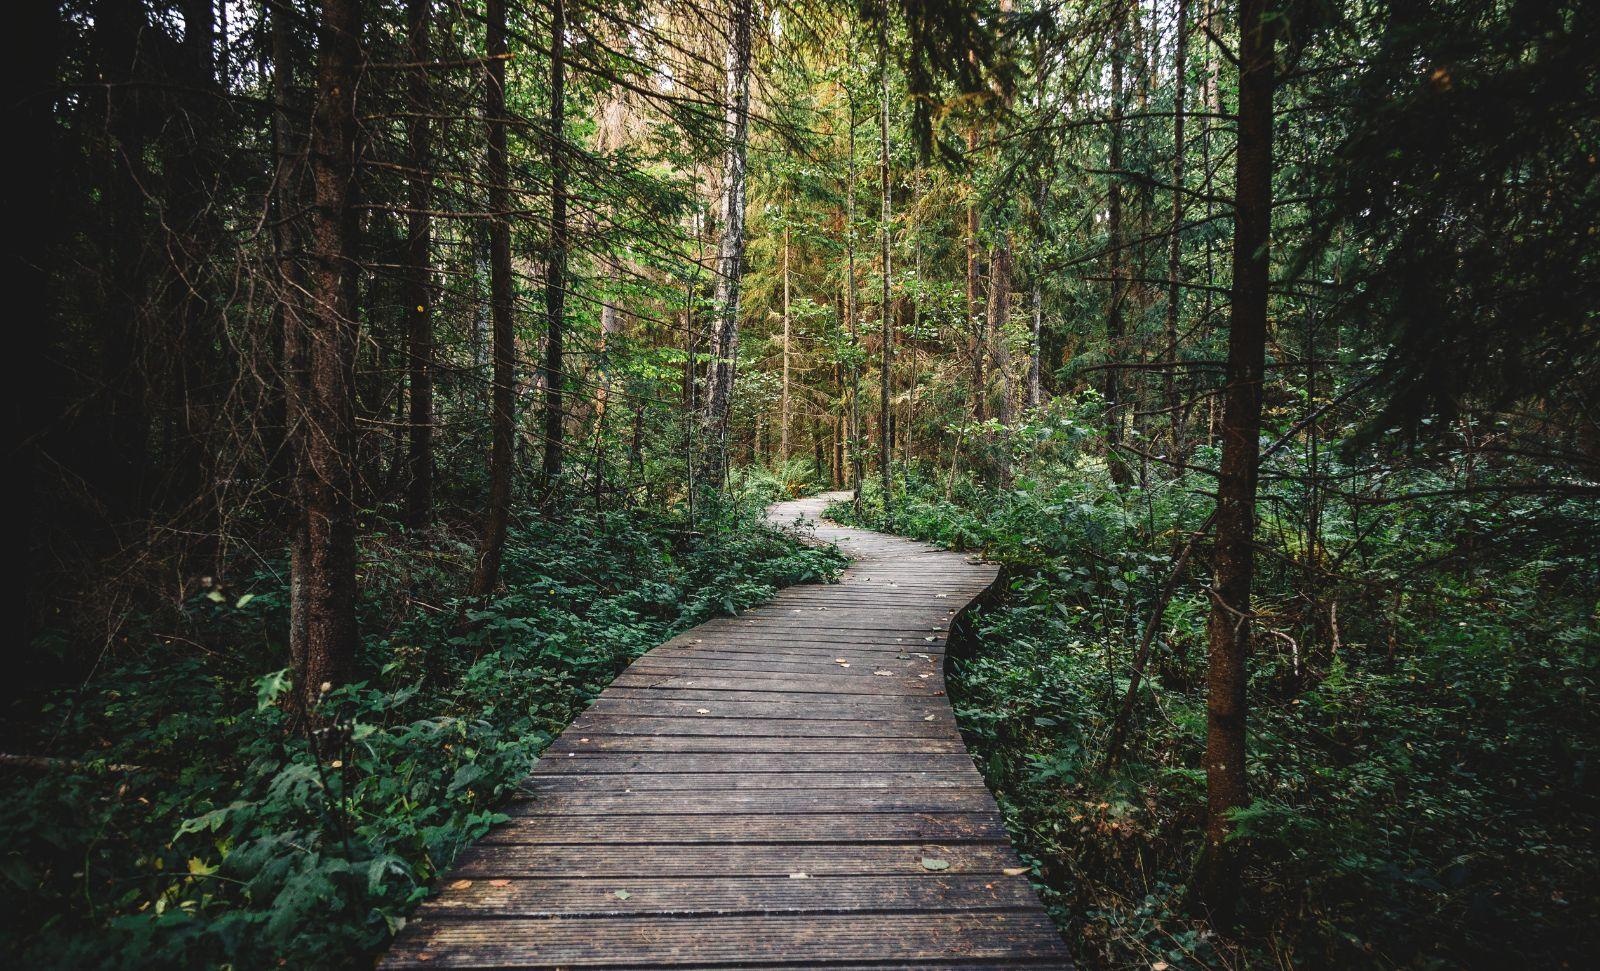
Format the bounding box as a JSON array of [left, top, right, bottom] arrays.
[[830, 403, 1598, 969], [0, 497, 843, 968]]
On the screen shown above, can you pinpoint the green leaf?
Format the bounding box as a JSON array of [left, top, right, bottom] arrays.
[[256, 668, 292, 711]]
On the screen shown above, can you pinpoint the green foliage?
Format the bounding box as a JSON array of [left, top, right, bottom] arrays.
[[0, 506, 843, 968], [831, 400, 1599, 968]]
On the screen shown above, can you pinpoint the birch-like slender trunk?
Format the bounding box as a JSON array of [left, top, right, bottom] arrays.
[[780, 220, 791, 462], [702, 0, 755, 488]]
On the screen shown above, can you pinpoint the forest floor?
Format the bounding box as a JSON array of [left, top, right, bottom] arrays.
[[830, 468, 1599, 969], [0, 493, 844, 968]]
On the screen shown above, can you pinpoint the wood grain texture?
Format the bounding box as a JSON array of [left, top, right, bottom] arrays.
[[379, 493, 1072, 969]]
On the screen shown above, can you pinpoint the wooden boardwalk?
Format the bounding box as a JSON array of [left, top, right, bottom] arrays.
[[382, 492, 1072, 969]]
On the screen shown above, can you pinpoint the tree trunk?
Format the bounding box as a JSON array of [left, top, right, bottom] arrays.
[[1104, 13, 1131, 485], [780, 221, 791, 462], [966, 127, 984, 420], [990, 239, 1014, 427], [702, 0, 755, 487], [292, 0, 363, 716], [404, 0, 434, 528], [845, 63, 863, 513], [540, 0, 569, 493], [878, 19, 893, 504], [1165, 0, 1189, 460], [471, 0, 515, 596], [1194, 0, 1276, 930]]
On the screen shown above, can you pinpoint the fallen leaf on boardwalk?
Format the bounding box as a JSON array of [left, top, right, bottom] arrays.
[[789, 872, 810, 879], [936, 593, 948, 598], [924, 714, 937, 721], [1002, 867, 1029, 877], [489, 879, 511, 886], [925, 636, 937, 642], [614, 889, 632, 900], [415, 953, 435, 962], [448, 879, 472, 890], [696, 708, 711, 714], [919, 673, 932, 679], [835, 658, 848, 663], [874, 670, 893, 676], [920, 857, 951, 872]]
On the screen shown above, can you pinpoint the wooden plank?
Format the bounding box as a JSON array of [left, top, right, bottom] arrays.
[[502, 787, 998, 816], [610, 674, 945, 696], [542, 734, 969, 754], [413, 874, 1041, 917], [529, 752, 981, 774], [519, 770, 982, 792], [446, 841, 1024, 878], [581, 697, 951, 721], [562, 714, 959, 738], [477, 811, 1009, 844], [382, 912, 1070, 968]]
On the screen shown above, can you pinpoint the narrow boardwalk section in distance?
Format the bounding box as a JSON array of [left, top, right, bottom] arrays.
[[382, 492, 1072, 969]]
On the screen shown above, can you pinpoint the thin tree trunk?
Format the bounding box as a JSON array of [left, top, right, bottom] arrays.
[[966, 127, 984, 420], [1164, 0, 1189, 460], [845, 47, 863, 513], [878, 17, 893, 503], [1105, 13, 1131, 485], [404, 0, 434, 528], [1029, 276, 1042, 409], [1194, 0, 1276, 930], [540, 0, 568, 491], [293, 0, 362, 715], [780, 220, 791, 462], [702, 0, 755, 487], [471, 0, 515, 595], [271, 0, 311, 687], [991, 240, 1015, 427]]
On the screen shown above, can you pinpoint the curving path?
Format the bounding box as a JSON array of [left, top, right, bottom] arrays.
[[381, 492, 1072, 969]]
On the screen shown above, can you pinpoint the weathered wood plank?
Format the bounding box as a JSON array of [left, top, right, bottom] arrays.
[[383, 913, 1071, 968], [502, 786, 998, 816], [477, 811, 1009, 844], [446, 841, 1025, 878], [413, 874, 1040, 917]]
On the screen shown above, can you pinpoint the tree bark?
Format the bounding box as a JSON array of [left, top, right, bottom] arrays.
[[540, 0, 569, 492], [990, 239, 1014, 427], [292, 0, 363, 716], [966, 127, 984, 420], [702, 0, 755, 488], [780, 220, 791, 462], [404, 0, 435, 528], [1104, 12, 1131, 485], [1194, 0, 1276, 930], [878, 17, 893, 503], [471, 0, 515, 596], [1165, 0, 1189, 460]]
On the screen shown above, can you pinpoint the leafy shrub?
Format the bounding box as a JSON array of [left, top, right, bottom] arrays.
[[0, 504, 843, 968], [831, 402, 1599, 968]]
